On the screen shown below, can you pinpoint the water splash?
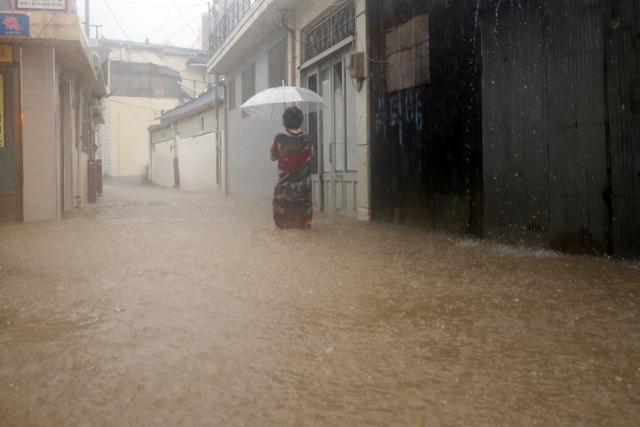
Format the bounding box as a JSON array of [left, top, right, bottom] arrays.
[[472, 0, 481, 48]]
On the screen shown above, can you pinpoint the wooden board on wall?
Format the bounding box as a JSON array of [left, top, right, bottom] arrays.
[[385, 14, 430, 93]]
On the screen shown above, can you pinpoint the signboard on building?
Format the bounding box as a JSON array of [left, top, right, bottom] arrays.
[[0, 14, 29, 37], [16, 0, 66, 10], [0, 75, 4, 148], [0, 44, 13, 62]]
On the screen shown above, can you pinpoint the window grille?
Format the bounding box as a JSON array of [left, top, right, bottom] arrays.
[[305, 2, 355, 61], [333, 3, 355, 43]]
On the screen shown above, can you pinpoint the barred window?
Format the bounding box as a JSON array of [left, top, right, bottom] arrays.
[[268, 38, 288, 88], [305, 2, 355, 61]]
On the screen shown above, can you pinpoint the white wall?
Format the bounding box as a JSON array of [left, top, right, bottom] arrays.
[[151, 133, 218, 192], [107, 96, 179, 177], [150, 140, 175, 188], [226, 36, 284, 198], [21, 44, 58, 221], [177, 133, 217, 192]]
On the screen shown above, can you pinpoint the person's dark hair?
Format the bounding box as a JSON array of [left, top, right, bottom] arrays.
[[282, 106, 303, 129]]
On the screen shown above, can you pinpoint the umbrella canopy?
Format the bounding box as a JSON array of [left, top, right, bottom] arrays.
[[240, 86, 325, 119]]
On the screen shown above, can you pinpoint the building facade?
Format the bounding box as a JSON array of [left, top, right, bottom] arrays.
[[94, 39, 210, 179], [149, 87, 225, 192], [206, 0, 639, 259], [207, 0, 371, 219], [0, 1, 106, 222]]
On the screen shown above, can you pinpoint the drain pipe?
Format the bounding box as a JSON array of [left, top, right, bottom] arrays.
[[214, 75, 221, 191], [223, 78, 229, 196], [280, 10, 296, 86], [76, 83, 84, 208]]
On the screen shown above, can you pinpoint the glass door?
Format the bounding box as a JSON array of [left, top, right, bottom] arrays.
[[303, 48, 358, 215]]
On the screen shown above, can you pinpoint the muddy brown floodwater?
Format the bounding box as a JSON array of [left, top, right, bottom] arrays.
[[1, 178, 639, 426]]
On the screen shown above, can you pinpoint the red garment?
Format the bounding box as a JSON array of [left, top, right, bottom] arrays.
[[270, 130, 314, 229]]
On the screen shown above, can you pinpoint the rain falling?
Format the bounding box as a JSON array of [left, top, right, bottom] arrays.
[[1, 0, 639, 425]]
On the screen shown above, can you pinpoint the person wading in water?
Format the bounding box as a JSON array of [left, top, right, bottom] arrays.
[[270, 106, 315, 229]]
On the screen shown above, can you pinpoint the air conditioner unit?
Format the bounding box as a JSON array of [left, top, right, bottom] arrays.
[[348, 52, 365, 79]]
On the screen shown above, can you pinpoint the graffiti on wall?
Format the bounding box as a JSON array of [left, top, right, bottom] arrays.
[[376, 89, 424, 146]]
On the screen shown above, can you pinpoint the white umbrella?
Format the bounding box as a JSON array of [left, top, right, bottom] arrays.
[[240, 85, 325, 119]]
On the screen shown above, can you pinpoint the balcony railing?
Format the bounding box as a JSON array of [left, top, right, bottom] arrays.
[[208, 0, 259, 55]]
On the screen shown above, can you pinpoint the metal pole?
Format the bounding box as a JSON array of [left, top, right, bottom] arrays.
[[85, 0, 90, 37], [215, 76, 220, 188]]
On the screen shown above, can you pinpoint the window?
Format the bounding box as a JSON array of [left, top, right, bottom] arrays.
[[227, 77, 236, 110], [305, 2, 355, 61], [241, 63, 256, 118], [109, 61, 181, 98], [268, 38, 288, 88]]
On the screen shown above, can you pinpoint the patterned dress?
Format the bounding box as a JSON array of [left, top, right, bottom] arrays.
[[270, 130, 314, 229]]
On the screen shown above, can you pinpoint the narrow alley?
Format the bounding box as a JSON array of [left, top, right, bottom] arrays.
[[1, 179, 639, 426]]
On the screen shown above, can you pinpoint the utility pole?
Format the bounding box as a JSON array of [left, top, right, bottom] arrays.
[[85, 0, 90, 37]]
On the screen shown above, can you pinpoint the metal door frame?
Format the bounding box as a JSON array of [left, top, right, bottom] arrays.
[[0, 58, 23, 221], [303, 46, 357, 214]]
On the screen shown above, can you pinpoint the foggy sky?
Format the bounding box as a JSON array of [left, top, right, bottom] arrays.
[[77, 0, 209, 49]]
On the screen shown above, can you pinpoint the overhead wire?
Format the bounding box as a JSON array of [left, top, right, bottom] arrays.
[[142, 3, 203, 39], [103, 0, 205, 51], [103, 0, 160, 64], [162, 13, 203, 42], [111, 0, 207, 8], [171, 0, 199, 38]]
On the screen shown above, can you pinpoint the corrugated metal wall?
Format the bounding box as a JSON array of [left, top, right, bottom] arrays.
[[482, 0, 612, 255], [367, 0, 639, 258], [607, 0, 640, 258], [368, 0, 483, 234]]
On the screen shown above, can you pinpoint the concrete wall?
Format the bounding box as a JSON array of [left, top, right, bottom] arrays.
[[21, 44, 58, 221], [61, 81, 74, 213], [106, 96, 179, 177], [150, 140, 175, 188], [354, 0, 370, 220], [226, 35, 284, 198], [21, 44, 96, 220], [151, 133, 218, 192], [152, 108, 219, 143], [177, 133, 217, 192], [150, 127, 177, 145], [175, 108, 218, 138], [99, 101, 113, 174]]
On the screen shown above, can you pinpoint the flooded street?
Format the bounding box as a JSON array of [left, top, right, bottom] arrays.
[[1, 179, 639, 426]]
